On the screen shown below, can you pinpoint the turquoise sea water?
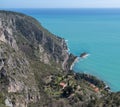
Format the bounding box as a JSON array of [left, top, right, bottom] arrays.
[[10, 9, 120, 92]]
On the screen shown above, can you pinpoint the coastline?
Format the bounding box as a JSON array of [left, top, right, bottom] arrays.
[[68, 54, 111, 92], [70, 56, 80, 70], [9, 8, 120, 92], [0, 10, 119, 107], [70, 52, 90, 71]]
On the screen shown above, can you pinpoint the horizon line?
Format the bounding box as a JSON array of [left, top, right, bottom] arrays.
[[1, 7, 120, 9]]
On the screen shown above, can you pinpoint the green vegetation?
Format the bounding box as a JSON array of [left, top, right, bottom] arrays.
[[0, 10, 120, 107], [0, 93, 5, 106]]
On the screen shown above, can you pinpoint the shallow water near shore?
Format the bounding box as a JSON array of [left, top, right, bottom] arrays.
[[10, 8, 120, 92]]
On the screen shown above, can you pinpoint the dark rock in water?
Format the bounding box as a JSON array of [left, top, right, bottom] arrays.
[[80, 52, 88, 58]]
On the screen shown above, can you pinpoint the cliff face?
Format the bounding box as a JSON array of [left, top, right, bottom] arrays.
[[0, 10, 119, 107], [0, 11, 72, 107], [0, 11, 69, 66]]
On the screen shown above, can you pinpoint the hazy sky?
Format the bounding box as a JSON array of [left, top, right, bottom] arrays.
[[1, 0, 120, 8]]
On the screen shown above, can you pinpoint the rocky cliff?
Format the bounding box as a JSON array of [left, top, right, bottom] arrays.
[[0, 10, 120, 107], [0, 10, 72, 107], [0, 11, 70, 66]]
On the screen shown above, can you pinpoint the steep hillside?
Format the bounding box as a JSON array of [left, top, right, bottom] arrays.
[[0, 10, 76, 107], [0, 10, 120, 107], [0, 11, 71, 68]]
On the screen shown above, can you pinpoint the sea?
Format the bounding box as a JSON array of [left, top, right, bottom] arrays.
[[7, 8, 120, 92]]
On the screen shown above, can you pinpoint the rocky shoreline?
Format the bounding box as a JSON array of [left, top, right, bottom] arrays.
[[70, 56, 80, 70], [68, 55, 111, 92]]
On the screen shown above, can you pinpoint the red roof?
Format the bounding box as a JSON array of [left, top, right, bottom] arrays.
[[60, 82, 66, 87], [94, 88, 99, 92]]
